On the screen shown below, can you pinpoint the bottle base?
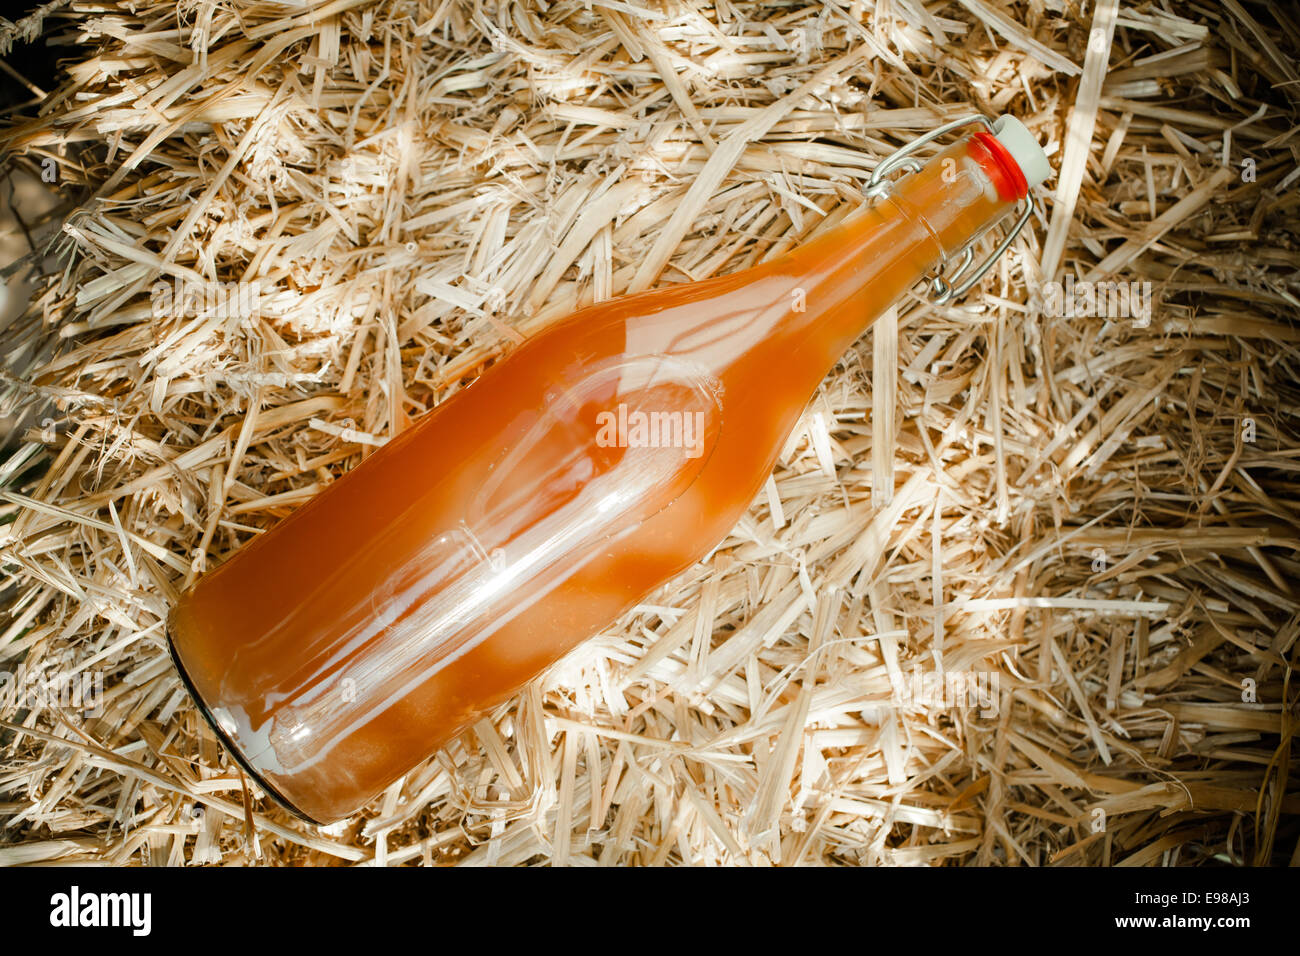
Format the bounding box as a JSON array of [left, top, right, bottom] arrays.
[[164, 627, 328, 827]]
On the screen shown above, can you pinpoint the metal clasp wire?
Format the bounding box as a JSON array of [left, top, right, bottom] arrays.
[[864, 114, 1039, 305]]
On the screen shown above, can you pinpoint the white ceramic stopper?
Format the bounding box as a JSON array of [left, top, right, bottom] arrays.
[[992, 115, 1051, 189]]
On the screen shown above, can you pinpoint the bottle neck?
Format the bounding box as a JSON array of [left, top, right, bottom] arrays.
[[759, 133, 1024, 366], [630, 132, 1028, 401], [881, 134, 1024, 269]]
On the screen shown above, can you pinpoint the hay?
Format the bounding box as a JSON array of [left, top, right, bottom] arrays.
[[0, 0, 1296, 866]]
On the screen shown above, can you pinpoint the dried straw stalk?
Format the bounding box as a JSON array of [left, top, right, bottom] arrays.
[[0, 0, 1296, 866]]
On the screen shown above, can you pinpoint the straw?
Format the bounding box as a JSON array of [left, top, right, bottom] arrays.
[[0, 0, 1296, 866]]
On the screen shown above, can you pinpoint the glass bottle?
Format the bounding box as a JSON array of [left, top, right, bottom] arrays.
[[167, 116, 1048, 823]]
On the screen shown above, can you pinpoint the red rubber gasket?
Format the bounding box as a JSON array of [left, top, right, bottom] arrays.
[[969, 130, 1028, 202]]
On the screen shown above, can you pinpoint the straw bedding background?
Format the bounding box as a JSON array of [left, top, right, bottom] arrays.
[[0, 0, 1296, 866]]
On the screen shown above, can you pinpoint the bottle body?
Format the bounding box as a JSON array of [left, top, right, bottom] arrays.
[[168, 133, 1024, 823]]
